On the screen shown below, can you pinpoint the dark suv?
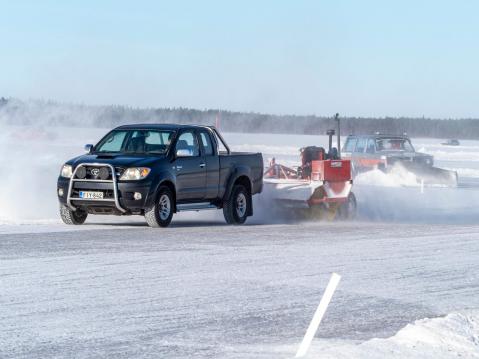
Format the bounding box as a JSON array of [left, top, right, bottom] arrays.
[[57, 124, 263, 227], [342, 134, 433, 174]]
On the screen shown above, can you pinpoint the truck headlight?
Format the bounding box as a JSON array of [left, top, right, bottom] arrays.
[[120, 167, 151, 180], [60, 164, 73, 178]]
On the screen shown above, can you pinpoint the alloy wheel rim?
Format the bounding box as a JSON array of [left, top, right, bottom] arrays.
[[159, 194, 171, 220], [236, 192, 247, 218]]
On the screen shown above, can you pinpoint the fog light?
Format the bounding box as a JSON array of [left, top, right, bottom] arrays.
[[133, 192, 142, 200], [58, 188, 64, 197]]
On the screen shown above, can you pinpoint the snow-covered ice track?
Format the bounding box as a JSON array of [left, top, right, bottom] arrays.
[[1, 221, 479, 358]]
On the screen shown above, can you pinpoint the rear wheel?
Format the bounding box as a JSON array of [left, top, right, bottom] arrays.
[[223, 184, 250, 225], [60, 204, 88, 225], [144, 186, 174, 228]]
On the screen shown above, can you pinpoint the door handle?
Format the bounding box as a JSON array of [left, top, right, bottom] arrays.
[[199, 163, 206, 168]]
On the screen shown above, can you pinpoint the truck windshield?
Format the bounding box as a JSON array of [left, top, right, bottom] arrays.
[[376, 138, 414, 152], [95, 130, 174, 154], [343, 137, 357, 153]]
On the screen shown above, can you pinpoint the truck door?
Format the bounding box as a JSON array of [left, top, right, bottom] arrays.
[[352, 137, 367, 171], [199, 130, 220, 199], [173, 131, 206, 201], [363, 138, 378, 167]]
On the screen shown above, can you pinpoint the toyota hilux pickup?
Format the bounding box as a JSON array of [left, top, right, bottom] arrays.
[[57, 124, 263, 227]]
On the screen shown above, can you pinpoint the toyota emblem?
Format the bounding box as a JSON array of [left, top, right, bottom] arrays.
[[91, 168, 100, 177]]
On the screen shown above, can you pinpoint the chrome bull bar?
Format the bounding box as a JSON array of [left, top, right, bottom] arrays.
[[66, 163, 126, 213]]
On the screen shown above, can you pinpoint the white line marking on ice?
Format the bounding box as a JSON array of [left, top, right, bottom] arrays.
[[295, 272, 341, 358]]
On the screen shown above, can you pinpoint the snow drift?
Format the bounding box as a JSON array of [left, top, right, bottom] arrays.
[[228, 312, 479, 358], [313, 312, 479, 359]]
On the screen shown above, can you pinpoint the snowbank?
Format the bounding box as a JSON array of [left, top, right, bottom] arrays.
[[229, 312, 479, 358], [313, 312, 479, 359]]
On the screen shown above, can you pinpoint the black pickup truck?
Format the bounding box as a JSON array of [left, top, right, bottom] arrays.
[[57, 124, 263, 227]]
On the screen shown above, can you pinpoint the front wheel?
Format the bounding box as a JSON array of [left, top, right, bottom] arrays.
[[223, 184, 250, 225], [60, 204, 88, 225], [144, 187, 174, 228]]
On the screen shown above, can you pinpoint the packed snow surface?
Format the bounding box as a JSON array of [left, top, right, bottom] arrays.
[[2, 222, 479, 358], [1, 124, 479, 358]]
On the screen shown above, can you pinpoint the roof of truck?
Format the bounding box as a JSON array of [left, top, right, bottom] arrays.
[[347, 133, 410, 139], [115, 123, 213, 131]]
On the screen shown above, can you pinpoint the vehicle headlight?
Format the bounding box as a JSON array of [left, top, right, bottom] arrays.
[[120, 167, 151, 180], [60, 164, 73, 178]]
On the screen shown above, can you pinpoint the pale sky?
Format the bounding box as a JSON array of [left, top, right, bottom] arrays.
[[1, 0, 478, 118]]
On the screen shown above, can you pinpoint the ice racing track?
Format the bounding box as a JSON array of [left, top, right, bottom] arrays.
[[2, 219, 479, 358]]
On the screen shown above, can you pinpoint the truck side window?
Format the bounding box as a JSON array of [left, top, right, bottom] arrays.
[[366, 139, 376, 153], [199, 132, 214, 156], [355, 138, 367, 152], [176, 131, 199, 157]]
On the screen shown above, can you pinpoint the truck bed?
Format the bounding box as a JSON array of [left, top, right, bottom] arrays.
[[219, 152, 263, 195]]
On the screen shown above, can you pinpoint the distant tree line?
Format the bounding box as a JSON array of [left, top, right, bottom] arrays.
[[1, 97, 479, 139]]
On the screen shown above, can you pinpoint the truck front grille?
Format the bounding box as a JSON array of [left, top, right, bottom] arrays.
[[67, 162, 126, 213]]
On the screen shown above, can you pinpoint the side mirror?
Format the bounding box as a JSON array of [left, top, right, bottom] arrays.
[[176, 149, 192, 157], [84, 144, 94, 154]]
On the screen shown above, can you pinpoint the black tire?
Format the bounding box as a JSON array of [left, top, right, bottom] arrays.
[[338, 192, 357, 220], [223, 184, 250, 225], [144, 186, 174, 228], [60, 204, 88, 225]]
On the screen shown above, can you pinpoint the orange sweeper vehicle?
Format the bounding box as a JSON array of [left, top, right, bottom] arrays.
[[263, 118, 356, 220]]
